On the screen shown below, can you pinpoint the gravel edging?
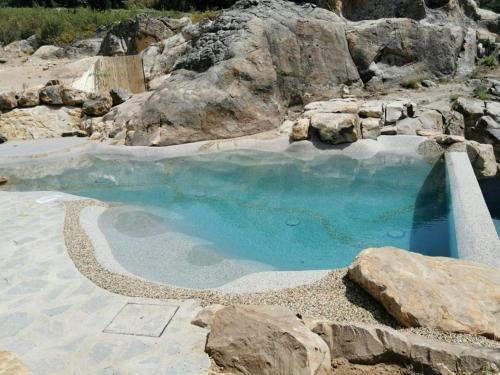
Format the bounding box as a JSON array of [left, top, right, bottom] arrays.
[[64, 199, 500, 350]]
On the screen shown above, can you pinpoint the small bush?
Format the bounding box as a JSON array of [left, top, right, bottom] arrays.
[[449, 94, 459, 102], [400, 78, 420, 89], [479, 55, 498, 67], [473, 85, 491, 101], [191, 10, 219, 23]]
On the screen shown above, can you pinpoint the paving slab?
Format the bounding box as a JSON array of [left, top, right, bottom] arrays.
[[0, 191, 210, 375]]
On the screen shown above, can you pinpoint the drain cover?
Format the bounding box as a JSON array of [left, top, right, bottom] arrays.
[[104, 303, 179, 337]]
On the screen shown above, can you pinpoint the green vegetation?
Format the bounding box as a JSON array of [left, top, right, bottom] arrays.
[[0, 7, 190, 46], [479, 55, 498, 67], [477, 0, 500, 12], [473, 85, 491, 101], [449, 94, 460, 102], [400, 78, 421, 90]]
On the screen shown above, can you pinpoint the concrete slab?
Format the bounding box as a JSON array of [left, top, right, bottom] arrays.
[[104, 303, 179, 337]]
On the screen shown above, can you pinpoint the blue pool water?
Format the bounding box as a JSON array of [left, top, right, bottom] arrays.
[[1, 151, 451, 288]]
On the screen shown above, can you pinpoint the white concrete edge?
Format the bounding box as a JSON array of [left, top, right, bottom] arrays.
[[0, 135, 427, 167], [80, 203, 330, 293], [445, 152, 500, 268]]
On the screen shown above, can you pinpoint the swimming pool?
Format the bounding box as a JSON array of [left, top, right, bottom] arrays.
[[1, 150, 451, 288]]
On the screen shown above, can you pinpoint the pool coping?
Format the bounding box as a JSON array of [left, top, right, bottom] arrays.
[[445, 152, 500, 268]]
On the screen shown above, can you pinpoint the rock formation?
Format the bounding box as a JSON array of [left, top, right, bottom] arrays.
[[194, 304, 500, 375], [102, 0, 499, 146], [348, 247, 500, 339]]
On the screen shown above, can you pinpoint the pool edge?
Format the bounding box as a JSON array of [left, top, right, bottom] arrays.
[[445, 152, 500, 268]]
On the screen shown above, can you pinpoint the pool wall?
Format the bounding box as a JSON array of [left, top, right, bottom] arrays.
[[445, 152, 500, 268]]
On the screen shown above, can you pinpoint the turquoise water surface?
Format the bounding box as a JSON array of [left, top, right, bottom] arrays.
[[1, 151, 451, 288]]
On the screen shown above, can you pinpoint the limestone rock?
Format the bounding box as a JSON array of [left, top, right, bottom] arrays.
[[384, 102, 405, 124], [60, 87, 87, 107], [396, 117, 422, 135], [191, 304, 224, 329], [466, 140, 497, 178], [83, 94, 113, 116], [346, 19, 474, 84], [380, 125, 397, 135], [304, 99, 360, 116], [348, 247, 500, 339], [310, 113, 359, 144], [0, 350, 32, 375], [17, 88, 40, 108], [359, 100, 383, 118], [204, 305, 332, 375], [31, 45, 62, 60], [39, 85, 63, 106], [99, 15, 176, 56], [360, 118, 381, 140], [311, 321, 500, 375], [292, 118, 311, 141], [453, 97, 486, 129], [110, 87, 132, 107], [486, 101, 500, 123], [0, 92, 18, 110], [0, 106, 82, 141]]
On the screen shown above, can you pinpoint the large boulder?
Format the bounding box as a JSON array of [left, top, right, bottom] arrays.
[[348, 247, 500, 339], [17, 88, 40, 108], [83, 93, 113, 116], [466, 140, 497, 178], [346, 19, 476, 84], [200, 305, 332, 375], [99, 15, 182, 56], [106, 0, 361, 146], [0, 106, 82, 141]]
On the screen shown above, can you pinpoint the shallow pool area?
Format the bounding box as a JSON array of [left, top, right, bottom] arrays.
[[1, 150, 451, 289]]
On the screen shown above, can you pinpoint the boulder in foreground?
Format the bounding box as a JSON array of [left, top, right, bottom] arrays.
[[200, 305, 332, 375], [348, 247, 500, 339]]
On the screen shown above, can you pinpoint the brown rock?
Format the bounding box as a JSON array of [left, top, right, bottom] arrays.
[[83, 93, 113, 116], [17, 88, 40, 108], [311, 321, 500, 375], [0, 350, 32, 375], [39, 85, 63, 106], [60, 87, 87, 106], [0, 92, 18, 110], [360, 118, 381, 140], [0, 177, 7, 186], [204, 305, 332, 375], [292, 118, 311, 141], [348, 247, 500, 339], [310, 113, 360, 144], [466, 140, 497, 178]]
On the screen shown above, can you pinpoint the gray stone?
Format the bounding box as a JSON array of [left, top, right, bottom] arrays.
[[384, 102, 405, 124], [466, 140, 497, 178], [99, 15, 176, 56], [453, 97, 486, 130], [380, 125, 397, 135], [396, 117, 422, 135], [110, 88, 132, 107], [360, 118, 381, 140], [421, 79, 437, 88], [358, 100, 383, 118], [31, 45, 62, 60], [39, 85, 63, 106], [106, 0, 361, 146], [310, 113, 360, 144]]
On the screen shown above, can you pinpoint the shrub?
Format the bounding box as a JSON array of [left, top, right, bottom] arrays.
[[449, 94, 459, 102], [473, 85, 491, 101], [400, 78, 420, 89], [479, 55, 498, 67]]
